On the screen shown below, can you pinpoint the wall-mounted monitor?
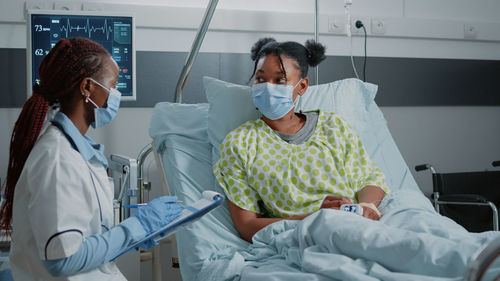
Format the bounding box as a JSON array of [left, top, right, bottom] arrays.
[[27, 10, 136, 101]]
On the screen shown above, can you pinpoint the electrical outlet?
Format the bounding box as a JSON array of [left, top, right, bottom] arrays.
[[371, 18, 387, 35], [464, 23, 478, 39], [350, 16, 369, 35], [328, 15, 348, 35]]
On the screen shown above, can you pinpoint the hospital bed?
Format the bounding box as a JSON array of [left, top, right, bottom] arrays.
[[149, 74, 500, 281], [144, 1, 500, 280]]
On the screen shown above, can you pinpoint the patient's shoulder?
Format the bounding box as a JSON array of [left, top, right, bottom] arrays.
[[320, 111, 353, 129], [230, 120, 262, 136], [222, 120, 260, 147]]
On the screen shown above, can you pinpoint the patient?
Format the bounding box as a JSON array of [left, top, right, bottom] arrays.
[[214, 38, 389, 242]]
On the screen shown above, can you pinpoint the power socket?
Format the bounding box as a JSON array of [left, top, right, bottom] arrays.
[[371, 18, 387, 35], [328, 15, 349, 35], [350, 16, 369, 35], [464, 23, 478, 39]]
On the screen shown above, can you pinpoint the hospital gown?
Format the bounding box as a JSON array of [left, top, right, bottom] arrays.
[[214, 110, 389, 218]]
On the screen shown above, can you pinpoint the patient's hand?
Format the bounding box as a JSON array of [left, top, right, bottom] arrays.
[[359, 202, 382, 221], [321, 196, 352, 210]]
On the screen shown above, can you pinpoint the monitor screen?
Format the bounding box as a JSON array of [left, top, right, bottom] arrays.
[[27, 10, 136, 100]]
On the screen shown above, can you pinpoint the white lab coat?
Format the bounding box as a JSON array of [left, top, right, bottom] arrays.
[[9, 125, 126, 280]]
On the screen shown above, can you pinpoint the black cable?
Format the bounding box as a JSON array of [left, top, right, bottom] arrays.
[[355, 20, 368, 82], [362, 24, 367, 82]]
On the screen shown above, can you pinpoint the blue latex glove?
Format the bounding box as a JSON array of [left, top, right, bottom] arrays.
[[140, 238, 158, 251], [130, 196, 183, 235]]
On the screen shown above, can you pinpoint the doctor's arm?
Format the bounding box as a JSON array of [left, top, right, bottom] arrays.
[[43, 216, 144, 277], [42, 196, 181, 277]]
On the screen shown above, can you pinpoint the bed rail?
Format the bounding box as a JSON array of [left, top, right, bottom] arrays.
[[174, 0, 219, 103], [465, 235, 500, 281]]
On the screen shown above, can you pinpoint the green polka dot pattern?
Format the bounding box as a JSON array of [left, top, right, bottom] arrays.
[[213, 110, 389, 218]]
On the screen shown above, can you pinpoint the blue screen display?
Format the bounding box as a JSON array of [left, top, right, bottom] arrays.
[[30, 13, 134, 97]]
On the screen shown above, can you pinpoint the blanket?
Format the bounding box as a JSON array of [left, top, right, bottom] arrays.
[[197, 190, 500, 281]]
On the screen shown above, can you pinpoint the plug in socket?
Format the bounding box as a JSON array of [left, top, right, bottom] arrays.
[[351, 16, 369, 35]]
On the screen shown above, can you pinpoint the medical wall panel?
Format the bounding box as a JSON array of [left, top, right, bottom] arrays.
[[0, 49, 26, 108], [119, 51, 219, 106], [319, 56, 500, 106], [1, 49, 499, 107]]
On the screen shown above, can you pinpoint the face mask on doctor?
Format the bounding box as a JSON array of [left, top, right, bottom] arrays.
[[252, 79, 302, 120], [86, 78, 122, 128]]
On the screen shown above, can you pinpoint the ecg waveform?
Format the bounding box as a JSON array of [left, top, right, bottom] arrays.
[[58, 18, 113, 40]]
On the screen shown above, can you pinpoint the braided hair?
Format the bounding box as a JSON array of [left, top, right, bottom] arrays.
[[250, 37, 326, 80], [0, 37, 110, 235]]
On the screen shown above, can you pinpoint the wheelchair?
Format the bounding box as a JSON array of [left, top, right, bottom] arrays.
[[415, 161, 500, 232]]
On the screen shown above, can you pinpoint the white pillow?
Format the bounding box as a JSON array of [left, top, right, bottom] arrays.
[[204, 76, 260, 158], [204, 76, 378, 161]]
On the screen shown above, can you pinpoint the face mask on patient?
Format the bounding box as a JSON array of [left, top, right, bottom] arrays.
[[252, 79, 302, 120]]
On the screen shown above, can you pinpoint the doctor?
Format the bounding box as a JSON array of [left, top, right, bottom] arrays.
[[0, 37, 181, 280]]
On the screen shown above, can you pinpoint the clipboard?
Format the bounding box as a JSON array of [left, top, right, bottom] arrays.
[[112, 190, 225, 260]]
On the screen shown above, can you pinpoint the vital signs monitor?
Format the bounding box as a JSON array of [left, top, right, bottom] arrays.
[[27, 10, 136, 100]]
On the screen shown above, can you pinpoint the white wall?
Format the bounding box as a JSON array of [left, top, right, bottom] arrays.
[[383, 107, 500, 194], [1, 0, 500, 194]]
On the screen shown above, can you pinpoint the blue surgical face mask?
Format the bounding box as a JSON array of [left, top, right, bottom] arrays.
[[252, 79, 302, 120], [86, 78, 121, 128]]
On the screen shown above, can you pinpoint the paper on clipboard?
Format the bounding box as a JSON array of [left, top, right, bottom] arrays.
[[112, 190, 225, 260]]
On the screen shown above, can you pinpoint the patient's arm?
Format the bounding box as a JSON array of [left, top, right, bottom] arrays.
[[321, 195, 352, 209], [357, 185, 385, 220], [228, 200, 308, 243]]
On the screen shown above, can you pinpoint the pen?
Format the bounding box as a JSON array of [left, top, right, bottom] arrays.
[[125, 201, 183, 209]]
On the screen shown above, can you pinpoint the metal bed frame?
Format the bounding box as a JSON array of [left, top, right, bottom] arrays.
[[465, 235, 500, 281]]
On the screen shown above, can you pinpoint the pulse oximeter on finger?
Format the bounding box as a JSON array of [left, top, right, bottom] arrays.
[[340, 204, 363, 216]]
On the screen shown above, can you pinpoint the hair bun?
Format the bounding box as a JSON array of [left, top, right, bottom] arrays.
[[251, 37, 277, 61], [304, 39, 326, 67]]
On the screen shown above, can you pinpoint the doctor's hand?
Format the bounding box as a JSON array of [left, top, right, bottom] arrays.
[[139, 238, 159, 251], [131, 196, 183, 235], [320, 196, 352, 210]]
